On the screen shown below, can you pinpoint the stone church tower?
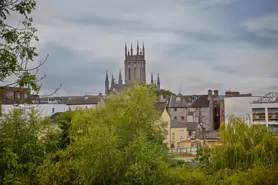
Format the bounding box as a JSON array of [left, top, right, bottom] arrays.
[[124, 43, 146, 85], [105, 42, 160, 95]]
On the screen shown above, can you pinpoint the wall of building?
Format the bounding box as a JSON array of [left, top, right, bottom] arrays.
[[224, 96, 258, 124], [167, 107, 210, 129], [250, 103, 278, 126], [68, 104, 98, 111], [1, 104, 68, 117], [1, 103, 100, 118], [170, 127, 189, 149], [224, 96, 278, 126], [159, 109, 171, 148]]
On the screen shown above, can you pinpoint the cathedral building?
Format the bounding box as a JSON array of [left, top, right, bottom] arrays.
[[105, 43, 160, 95]]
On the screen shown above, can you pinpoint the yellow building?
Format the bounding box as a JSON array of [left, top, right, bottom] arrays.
[[156, 102, 197, 149]]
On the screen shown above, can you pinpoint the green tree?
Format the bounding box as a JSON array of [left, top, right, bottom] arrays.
[[197, 116, 278, 184], [0, 109, 58, 184], [38, 85, 173, 185], [72, 85, 172, 185], [145, 84, 176, 98], [56, 112, 74, 149], [0, 0, 42, 91]]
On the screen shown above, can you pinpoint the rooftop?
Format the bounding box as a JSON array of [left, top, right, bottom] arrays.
[[252, 92, 278, 104], [171, 120, 199, 131], [168, 95, 210, 108]]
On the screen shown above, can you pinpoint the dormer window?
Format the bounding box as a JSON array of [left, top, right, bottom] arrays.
[[84, 97, 88, 100], [176, 97, 181, 101]]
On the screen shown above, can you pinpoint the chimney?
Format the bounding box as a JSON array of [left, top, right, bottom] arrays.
[[214, 90, 219, 97], [208, 89, 212, 100]]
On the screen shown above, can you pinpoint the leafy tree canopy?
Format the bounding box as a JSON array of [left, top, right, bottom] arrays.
[[1, 0, 42, 91]]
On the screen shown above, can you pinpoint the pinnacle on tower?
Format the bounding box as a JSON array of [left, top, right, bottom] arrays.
[[137, 42, 139, 55], [150, 72, 154, 84], [131, 44, 133, 55], [157, 73, 160, 89], [157, 73, 160, 83], [142, 42, 145, 58], [118, 69, 122, 85], [125, 43, 127, 56], [105, 70, 109, 95], [105, 70, 109, 82], [111, 74, 115, 86]]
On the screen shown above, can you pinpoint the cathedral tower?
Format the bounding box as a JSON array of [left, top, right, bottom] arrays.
[[124, 42, 146, 85]]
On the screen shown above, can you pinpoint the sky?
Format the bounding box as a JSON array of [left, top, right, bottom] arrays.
[[25, 0, 278, 96]]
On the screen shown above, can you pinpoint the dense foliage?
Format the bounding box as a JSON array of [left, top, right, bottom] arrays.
[[197, 116, 278, 184], [0, 0, 41, 91], [0, 109, 58, 184], [0, 86, 277, 185], [144, 84, 176, 98]]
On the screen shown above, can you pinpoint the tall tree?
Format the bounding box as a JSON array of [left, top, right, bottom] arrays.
[[38, 85, 173, 185], [1, 0, 43, 92], [0, 109, 59, 184]]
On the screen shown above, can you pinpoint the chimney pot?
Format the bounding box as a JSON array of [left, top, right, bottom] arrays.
[[208, 89, 213, 100], [214, 90, 219, 97]]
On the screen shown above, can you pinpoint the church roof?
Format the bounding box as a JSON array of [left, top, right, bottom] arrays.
[[109, 84, 131, 93]]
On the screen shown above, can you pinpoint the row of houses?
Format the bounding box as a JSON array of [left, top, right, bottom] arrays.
[[159, 90, 278, 149], [1, 86, 278, 150]]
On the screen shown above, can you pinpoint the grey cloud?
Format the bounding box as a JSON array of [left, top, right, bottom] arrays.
[[65, 16, 140, 27], [38, 44, 116, 95]]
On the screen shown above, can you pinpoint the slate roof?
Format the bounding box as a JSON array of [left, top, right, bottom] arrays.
[[154, 101, 167, 112], [168, 95, 209, 108], [67, 96, 100, 105], [171, 120, 199, 131]]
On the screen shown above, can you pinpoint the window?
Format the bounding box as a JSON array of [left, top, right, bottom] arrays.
[[52, 108, 55, 113], [252, 108, 265, 122], [24, 92, 28, 98], [268, 108, 278, 122], [128, 68, 131, 80], [6, 91, 14, 99], [174, 108, 177, 111], [174, 116, 177, 120], [172, 133, 175, 140], [16, 92, 20, 99], [180, 130, 185, 139], [187, 115, 193, 122], [181, 116, 185, 121], [188, 131, 192, 137]]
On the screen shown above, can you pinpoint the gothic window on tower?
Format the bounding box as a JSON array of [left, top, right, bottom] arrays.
[[128, 68, 131, 80], [134, 67, 136, 80]]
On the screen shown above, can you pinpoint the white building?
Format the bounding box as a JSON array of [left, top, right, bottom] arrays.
[[1, 104, 68, 117], [1, 94, 103, 118], [224, 92, 278, 132]]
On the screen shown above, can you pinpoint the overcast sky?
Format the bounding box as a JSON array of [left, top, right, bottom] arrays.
[[29, 0, 278, 96]]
